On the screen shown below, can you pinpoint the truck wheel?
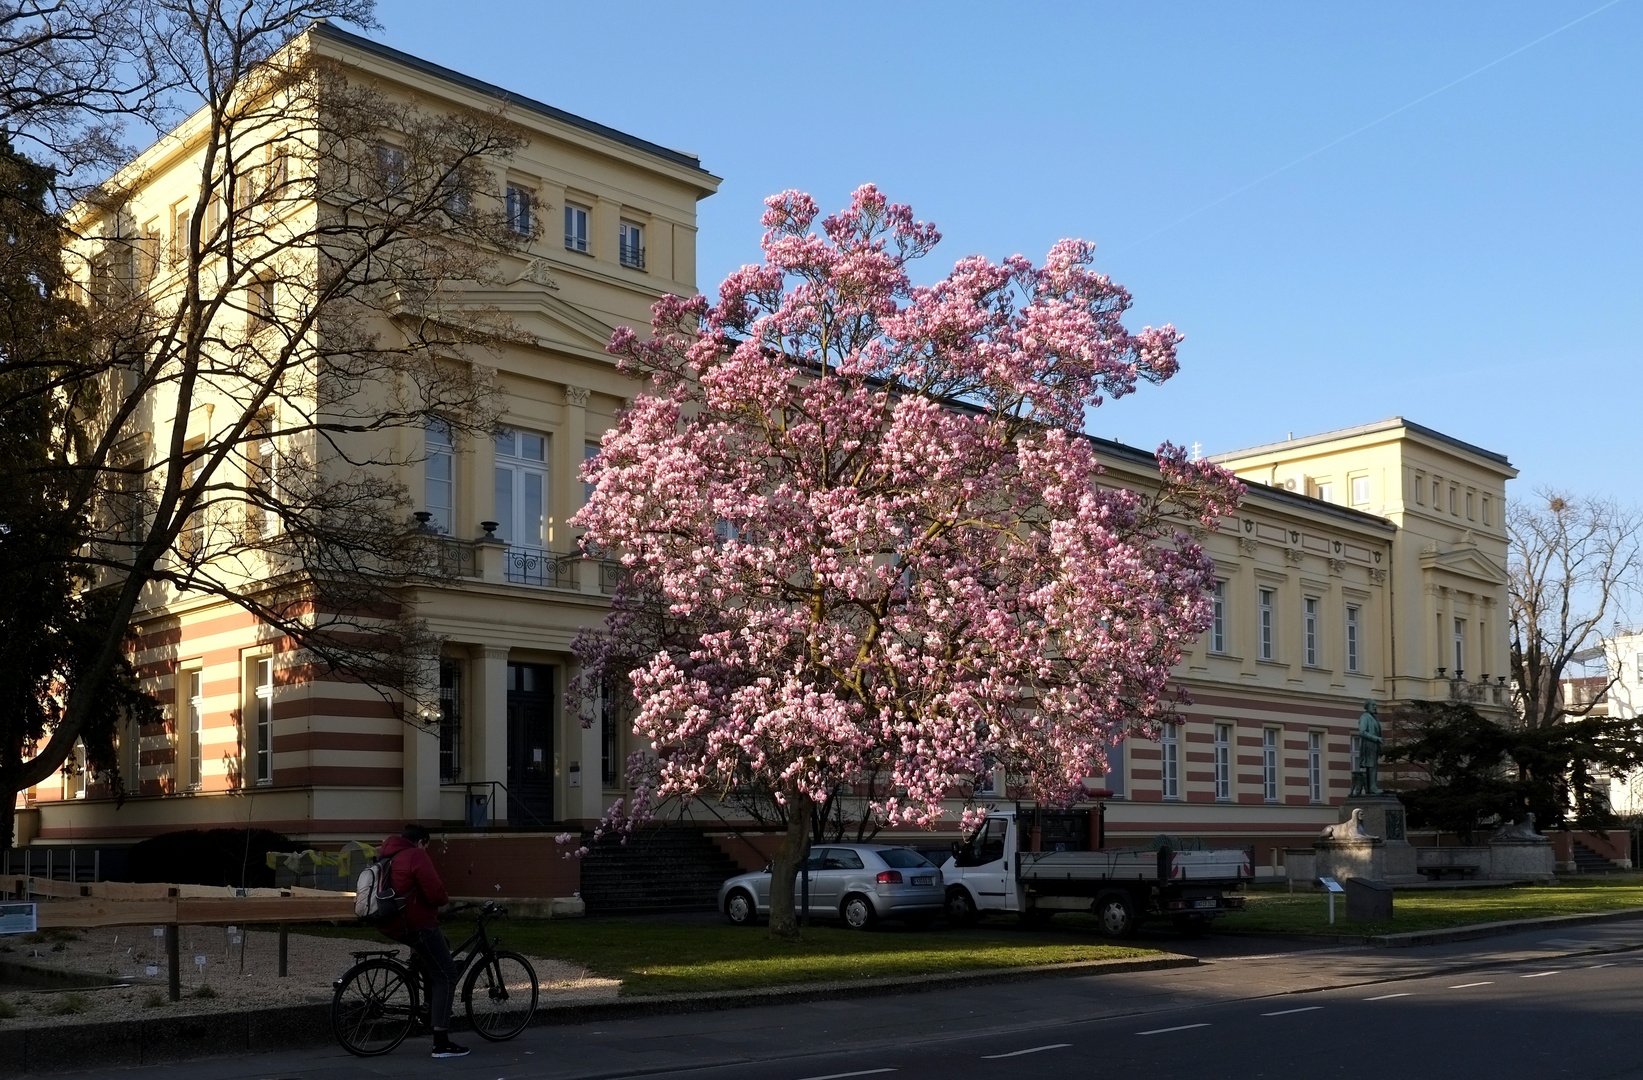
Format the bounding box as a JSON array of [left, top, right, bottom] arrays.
[[841, 894, 877, 930], [945, 887, 979, 927], [1172, 915, 1212, 937], [724, 889, 757, 926], [1093, 891, 1137, 938]]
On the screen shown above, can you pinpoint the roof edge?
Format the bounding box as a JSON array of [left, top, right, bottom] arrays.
[[310, 22, 719, 181], [1209, 416, 1513, 471]]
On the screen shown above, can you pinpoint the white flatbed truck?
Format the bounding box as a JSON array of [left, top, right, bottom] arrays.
[[939, 806, 1252, 937]]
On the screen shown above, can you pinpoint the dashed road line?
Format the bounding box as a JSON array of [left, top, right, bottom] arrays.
[[1137, 1023, 1211, 1036], [1365, 992, 1412, 1001], [982, 1044, 1072, 1059], [1448, 981, 1493, 989], [1261, 1006, 1323, 1017], [795, 1071, 896, 1080], [1520, 971, 1560, 978], [1589, 963, 1617, 969]]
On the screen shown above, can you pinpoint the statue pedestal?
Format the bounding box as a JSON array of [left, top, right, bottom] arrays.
[[1488, 839, 1556, 883], [1325, 796, 1421, 885], [1314, 838, 1384, 884]]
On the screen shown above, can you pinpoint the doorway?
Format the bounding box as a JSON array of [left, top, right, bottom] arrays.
[[506, 663, 555, 826]]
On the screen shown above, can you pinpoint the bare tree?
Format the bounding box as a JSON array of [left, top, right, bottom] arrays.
[[0, 1, 534, 839], [1509, 490, 1643, 729]]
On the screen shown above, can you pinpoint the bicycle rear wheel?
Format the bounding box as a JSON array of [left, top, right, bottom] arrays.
[[332, 958, 416, 1057], [462, 949, 538, 1041]]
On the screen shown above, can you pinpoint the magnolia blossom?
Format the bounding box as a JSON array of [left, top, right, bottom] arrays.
[[573, 185, 1242, 844]]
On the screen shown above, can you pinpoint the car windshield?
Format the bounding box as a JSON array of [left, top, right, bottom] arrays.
[[876, 848, 935, 869]]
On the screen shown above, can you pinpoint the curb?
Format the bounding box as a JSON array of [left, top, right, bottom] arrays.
[[1368, 906, 1643, 948], [8, 953, 1195, 1073]]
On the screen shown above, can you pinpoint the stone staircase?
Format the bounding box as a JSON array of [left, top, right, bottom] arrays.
[[1571, 838, 1617, 874], [578, 825, 744, 915]]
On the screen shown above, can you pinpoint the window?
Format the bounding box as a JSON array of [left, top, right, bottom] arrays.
[[170, 202, 190, 267], [618, 221, 645, 269], [1414, 472, 1425, 505], [1635, 652, 1643, 684], [1449, 486, 1458, 514], [506, 185, 533, 236], [1262, 728, 1279, 802], [1214, 723, 1231, 801], [186, 670, 203, 790], [1304, 598, 1318, 666], [1432, 478, 1441, 507], [1314, 481, 1333, 503], [438, 661, 462, 782], [1103, 738, 1125, 798], [1466, 492, 1475, 520], [72, 740, 88, 799], [178, 453, 205, 560], [247, 276, 274, 330], [583, 442, 600, 505], [267, 145, 289, 198], [564, 203, 589, 252], [374, 144, 407, 195], [600, 676, 621, 786], [424, 420, 454, 534], [251, 657, 273, 785], [1453, 618, 1465, 673], [205, 188, 224, 241], [1345, 605, 1361, 673], [494, 429, 548, 550], [1351, 476, 1369, 506], [1161, 723, 1179, 801], [1259, 588, 1275, 661], [246, 422, 277, 539], [1350, 734, 1361, 775], [1210, 581, 1226, 654], [1308, 731, 1323, 803], [1482, 496, 1492, 526]]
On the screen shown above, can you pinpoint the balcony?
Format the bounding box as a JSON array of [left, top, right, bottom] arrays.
[[504, 543, 580, 589], [619, 242, 645, 270]]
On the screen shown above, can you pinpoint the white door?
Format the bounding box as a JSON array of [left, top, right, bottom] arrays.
[[957, 817, 1016, 912]]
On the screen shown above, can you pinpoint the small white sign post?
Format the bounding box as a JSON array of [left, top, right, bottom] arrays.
[[1318, 876, 1345, 924]]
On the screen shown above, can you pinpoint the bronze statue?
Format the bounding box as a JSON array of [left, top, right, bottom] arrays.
[[1354, 700, 1382, 796]]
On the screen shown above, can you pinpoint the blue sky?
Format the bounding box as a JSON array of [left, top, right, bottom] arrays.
[[374, 0, 1641, 499]]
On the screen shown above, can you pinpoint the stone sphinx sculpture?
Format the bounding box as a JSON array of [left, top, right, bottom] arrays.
[[1491, 813, 1548, 843], [1320, 808, 1377, 842]]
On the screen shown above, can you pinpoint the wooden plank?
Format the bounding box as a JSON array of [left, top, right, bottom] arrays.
[[21, 877, 86, 899], [32, 895, 355, 929], [82, 881, 178, 900]]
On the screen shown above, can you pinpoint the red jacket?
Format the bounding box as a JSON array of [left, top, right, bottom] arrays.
[[376, 835, 450, 937]]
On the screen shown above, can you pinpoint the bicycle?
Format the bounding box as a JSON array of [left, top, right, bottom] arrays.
[[331, 900, 539, 1057]]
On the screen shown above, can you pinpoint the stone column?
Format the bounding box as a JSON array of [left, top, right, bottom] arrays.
[[469, 646, 510, 826], [567, 661, 604, 824], [557, 385, 588, 553], [401, 657, 442, 823]]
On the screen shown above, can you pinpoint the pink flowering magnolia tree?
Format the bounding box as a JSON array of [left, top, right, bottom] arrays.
[[572, 186, 1242, 938]]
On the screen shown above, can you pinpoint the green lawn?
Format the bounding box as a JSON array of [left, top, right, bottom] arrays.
[[1219, 876, 1643, 937], [298, 918, 1156, 996]]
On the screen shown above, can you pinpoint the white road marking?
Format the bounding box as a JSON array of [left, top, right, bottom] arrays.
[[1364, 992, 1412, 1001], [1137, 1023, 1211, 1036], [1589, 963, 1617, 969], [1448, 981, 1493, 988], [982, 1044, 1072, 1059], [1261, 1006, 1323, 1016], [794, 1071, 896, 1080], [1520, 971, 1560, 978]]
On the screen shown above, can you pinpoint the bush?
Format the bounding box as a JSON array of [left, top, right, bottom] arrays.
[[122, 828, 293, 888], [0, 996, 16, 1019], [48, 993, 88, 1016], [142, 990, 167, 1008]]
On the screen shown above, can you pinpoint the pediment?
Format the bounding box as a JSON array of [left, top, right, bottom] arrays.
[[1419, 543, 1507, 585], [461, 281, 620, 353]]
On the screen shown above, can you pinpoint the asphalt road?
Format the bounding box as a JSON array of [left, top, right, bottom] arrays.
[[49, 918, 1643, 1080]]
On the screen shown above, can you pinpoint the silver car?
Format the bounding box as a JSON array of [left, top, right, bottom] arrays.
[[719, 844, 945, 929]]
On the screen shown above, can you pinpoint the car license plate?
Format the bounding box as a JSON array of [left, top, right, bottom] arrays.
[[912, 876, 933, 886], [1194, 899, 1217, 909]]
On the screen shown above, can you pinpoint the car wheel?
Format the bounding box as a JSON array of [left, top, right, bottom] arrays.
[[841, 894, 877, 930], [945, 887, 979, 927], [1093, 890, 1137, 938], [724, 889, 756, 926]]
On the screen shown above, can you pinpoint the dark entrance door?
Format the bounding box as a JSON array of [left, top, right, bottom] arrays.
[[506, 663, 555, 826]]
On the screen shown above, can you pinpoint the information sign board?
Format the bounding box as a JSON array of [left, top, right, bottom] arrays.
[[0, 902, 38, 935]]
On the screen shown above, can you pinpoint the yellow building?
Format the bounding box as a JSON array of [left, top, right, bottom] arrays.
[[14, 23, 720, 866]]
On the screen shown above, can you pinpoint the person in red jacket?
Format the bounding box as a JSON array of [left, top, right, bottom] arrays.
[[377, 824, 467, 1059]]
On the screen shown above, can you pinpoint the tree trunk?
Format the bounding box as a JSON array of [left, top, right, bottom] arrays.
[[767, 793, 813, 942]]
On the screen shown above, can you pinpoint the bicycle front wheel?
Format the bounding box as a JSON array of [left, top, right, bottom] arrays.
[[332, 958, 416, 1057], [462, 949, 538, 1041]]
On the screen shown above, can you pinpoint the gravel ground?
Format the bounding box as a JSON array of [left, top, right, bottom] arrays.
[[0, 925, 618, 1028]]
